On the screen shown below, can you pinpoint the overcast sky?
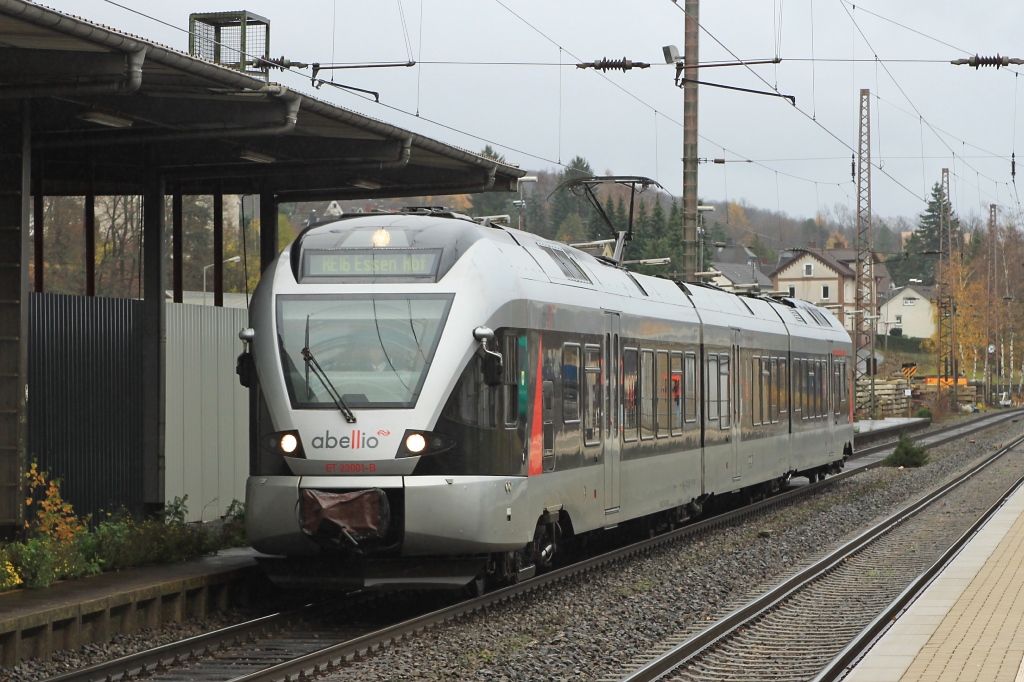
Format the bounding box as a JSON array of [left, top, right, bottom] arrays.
[[41, 0, 1024, 224]]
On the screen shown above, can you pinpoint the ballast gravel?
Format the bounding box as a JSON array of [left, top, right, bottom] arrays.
[[0, 413, 1018, 682], [327, 416, 1024, 681]]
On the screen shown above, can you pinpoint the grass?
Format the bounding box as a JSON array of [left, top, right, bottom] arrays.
[[880, 433, 930, 468]]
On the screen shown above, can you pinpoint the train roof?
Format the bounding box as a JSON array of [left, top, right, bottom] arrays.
[[287, 210, 851, 342]]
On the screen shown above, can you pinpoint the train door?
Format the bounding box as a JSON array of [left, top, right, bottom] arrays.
[[603, 312, 621, 515]]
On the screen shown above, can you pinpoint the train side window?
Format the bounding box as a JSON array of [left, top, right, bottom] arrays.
[[622, 347, 639, 442], [778, 358, 788, 416], [656, 351, 670, 438], [584, 345, 602, 446], [719, 354, 731, 429], [684, 353, 697, 423], [562, 343, 581, 423], [811, 358, 819, 417], [707, 355, 719, 422], [816, 360, 824, 417], [641, 349, 655, 440], [503, 333, 520, 427], [794, 358, 803, 418], [770, 358, 779, 423], [751, 357, 762, 426], [670, 352, 684, 435], [808, 360, 818, 418], [832, 361, 841, 414]]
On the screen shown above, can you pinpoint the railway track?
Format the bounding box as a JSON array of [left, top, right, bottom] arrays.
[[49, 410, 1021, 682], [617, 429, 1024, 682]]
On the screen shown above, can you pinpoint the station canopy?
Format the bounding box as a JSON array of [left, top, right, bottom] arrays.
[[0, 0, 525, 200]]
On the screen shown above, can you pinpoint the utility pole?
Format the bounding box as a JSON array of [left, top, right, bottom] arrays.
[[680, 0, 700, 281], [854, 88, 874, 418]]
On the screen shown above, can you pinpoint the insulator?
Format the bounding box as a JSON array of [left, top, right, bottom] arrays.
[[971, 54, 1010, 69], [579, 57, 650, 72], [1013, 152, 1016, 180], [851, 154, 856, 180]]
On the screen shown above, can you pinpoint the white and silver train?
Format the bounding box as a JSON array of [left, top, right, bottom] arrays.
[[239, 208, 854, 590]]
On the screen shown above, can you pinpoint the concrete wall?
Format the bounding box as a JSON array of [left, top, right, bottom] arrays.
[[164, 303, 249, 522]]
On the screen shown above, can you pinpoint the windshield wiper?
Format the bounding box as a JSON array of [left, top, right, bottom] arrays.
[[302, 315, 357, 423]]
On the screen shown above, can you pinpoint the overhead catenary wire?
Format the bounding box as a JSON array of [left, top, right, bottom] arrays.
[[93, 0, 992, 219], [666, 0, 926, 207]]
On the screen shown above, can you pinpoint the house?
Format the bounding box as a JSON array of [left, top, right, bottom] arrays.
[[768, 247, 892, 333], [708, 260, 773, 291], [876, 285, 936, 339]]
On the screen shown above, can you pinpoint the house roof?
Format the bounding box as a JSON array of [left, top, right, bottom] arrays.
[[711, 244, 760, 267], [768, 247, 892, 290], [769, 248, 855, 278], [709, 261, 773, 288], [880, 284, 937, 304]]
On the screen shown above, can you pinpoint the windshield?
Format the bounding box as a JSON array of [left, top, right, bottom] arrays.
[[277, 294, 453, 409]]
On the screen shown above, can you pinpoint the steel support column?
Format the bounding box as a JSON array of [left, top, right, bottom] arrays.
[[259, 191, 277, 273], [680, 0, 699, 281], [214, 193, 223, 307], [0, 100, 30, 529], [171, 191, 182, 303], [854, 88, 874, 417], [141, 170, 165, 509], [936, 168, 954, 410], [85, 192, 95, 296]]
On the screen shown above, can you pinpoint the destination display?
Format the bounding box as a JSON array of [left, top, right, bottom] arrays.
[[304, 250, 441, 278]]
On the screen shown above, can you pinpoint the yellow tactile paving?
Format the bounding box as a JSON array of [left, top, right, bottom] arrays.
[[845, 484, 1024, 682]]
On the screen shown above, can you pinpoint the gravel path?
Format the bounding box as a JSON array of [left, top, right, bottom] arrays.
[[325, 418, 1024, 682]]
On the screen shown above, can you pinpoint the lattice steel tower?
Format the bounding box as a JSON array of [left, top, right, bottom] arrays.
[[854, 89, 875, 417], [936, 168, 955, 409]]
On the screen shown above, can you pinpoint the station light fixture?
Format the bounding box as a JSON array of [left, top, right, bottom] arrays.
[[77, 110, 133, 128], [239, 149, 275, 163]]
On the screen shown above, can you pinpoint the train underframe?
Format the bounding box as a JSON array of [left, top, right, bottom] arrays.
[[250, 452, 847, 592]]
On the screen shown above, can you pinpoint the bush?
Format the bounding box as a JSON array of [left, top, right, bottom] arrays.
[[9, 538, 58, 589], [4, 473, 241, 592], [889, 327, 903, 337], [881, 433, 929, 468], [0, 546, 22, 592], [915, 407, 933, 419], [221, 500, 247, 548]]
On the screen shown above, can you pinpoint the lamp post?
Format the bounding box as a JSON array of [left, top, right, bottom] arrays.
[[516, 176, 537, 231], [204, 256, 241, 306]]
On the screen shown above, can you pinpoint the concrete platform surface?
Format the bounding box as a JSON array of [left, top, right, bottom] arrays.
[[845, 475, 1024, 681], [0, 547, 260, 665]]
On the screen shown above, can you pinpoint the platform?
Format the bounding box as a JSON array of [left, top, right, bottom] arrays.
[[853, 417, 931, 448], [0, 547, 262, 666], [845, 468, 1024, 681]]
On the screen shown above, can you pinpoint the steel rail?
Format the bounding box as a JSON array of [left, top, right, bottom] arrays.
[[812, 449, 1024, 681], [50, 409, 1020, 682], [618, 431, 1024, 682], [42, 600, 342, 682]]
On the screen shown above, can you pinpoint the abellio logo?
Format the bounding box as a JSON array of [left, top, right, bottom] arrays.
[[311, 429, 381, 450]]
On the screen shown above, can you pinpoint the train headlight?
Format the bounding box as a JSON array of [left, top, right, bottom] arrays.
[[405, 433, 427, 454], [280, 433, 299, 453], [396, 430, 456, 458], [263, 430, 305, 458]]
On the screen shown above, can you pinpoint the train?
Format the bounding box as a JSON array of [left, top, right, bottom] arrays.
[[238, 207, 854, 591]]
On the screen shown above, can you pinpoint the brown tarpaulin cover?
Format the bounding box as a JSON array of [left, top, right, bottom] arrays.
[[299, 488, 390, 541]]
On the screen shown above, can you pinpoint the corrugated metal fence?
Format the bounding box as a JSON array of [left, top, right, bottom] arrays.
[[165, 303, 249, 522], [28, 294, 249, 524], [28, 293, 145, 523]]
